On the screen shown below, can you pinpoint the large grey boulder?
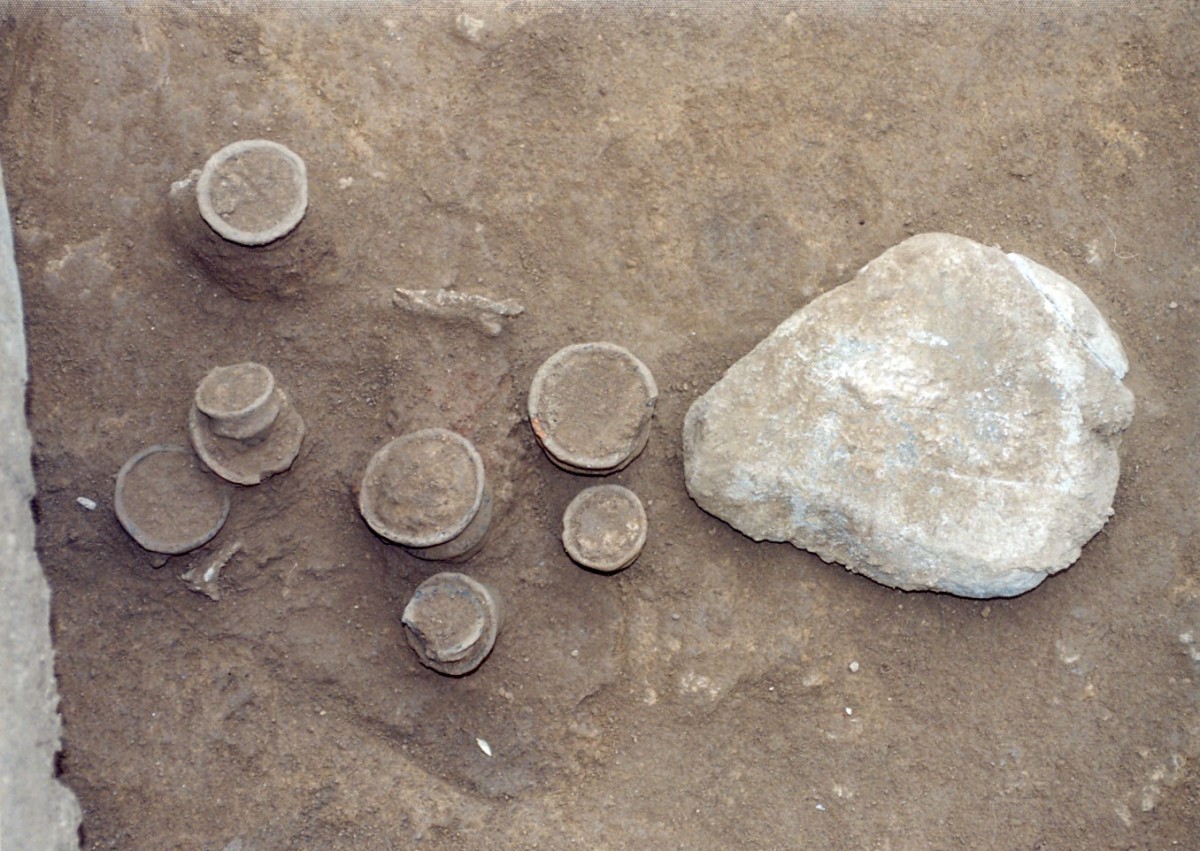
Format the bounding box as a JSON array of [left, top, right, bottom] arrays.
[[683, 233, 1134, 598]]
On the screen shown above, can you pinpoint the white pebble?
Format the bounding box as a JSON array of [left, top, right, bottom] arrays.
[[848, 661, 860, 673], [476, 737, 492, 757], [844, 706, 853, 716], [76, 497, 97, 510]]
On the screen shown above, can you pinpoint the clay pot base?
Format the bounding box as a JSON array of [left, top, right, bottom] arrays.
[[188, 398, 306, 486]]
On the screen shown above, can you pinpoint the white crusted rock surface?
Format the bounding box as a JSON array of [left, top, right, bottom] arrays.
[[682, 233, 1134, 598]]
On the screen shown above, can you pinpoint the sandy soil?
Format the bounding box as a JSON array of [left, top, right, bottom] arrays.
[[2, 2, 1198, 848]]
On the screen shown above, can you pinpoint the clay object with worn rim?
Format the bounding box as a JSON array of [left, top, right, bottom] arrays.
[[562, 484, 648, 572], [528, 342, 658, 475], [167, 139, 329, 301], [196, 139, 308, 246], [359, 428, 492, 561], [402, 572, 502, 676], [114, 445, 231, 554], [188, 362, 305, 486]]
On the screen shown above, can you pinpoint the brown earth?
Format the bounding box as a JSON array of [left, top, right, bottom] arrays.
[[2, 1, 1198, 848]]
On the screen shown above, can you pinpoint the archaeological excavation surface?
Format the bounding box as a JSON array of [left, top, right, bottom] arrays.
[[2, 3, 1198, 848]]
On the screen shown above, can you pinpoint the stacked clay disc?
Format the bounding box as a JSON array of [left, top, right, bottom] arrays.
[[529, 342, 655, 573]]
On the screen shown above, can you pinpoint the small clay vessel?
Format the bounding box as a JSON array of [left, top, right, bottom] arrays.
[[528, 342, 658, 475], [402, 572, 502, 676], [188, 362, 305, 486], [561, 484, 648, 573], [358, 428, 492, 561], [196, 139, 308, 246], [166, 139, 331, 300]]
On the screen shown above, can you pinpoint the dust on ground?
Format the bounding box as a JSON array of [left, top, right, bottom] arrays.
[[2, 2, 1198, 848]]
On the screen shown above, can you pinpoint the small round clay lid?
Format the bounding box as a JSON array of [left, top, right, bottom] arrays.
[[402, 572, 500, 676], [196, 361, 273, 418], [528, 342, 658, 474], [562, 484, 648, 573], [196, 139, 308, 246], [114, 445, 230, 555], [359, 429, 486, 548], [194, 362, 279, 440]]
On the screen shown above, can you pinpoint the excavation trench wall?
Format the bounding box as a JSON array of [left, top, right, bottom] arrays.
[[0, 159, 81, 849]]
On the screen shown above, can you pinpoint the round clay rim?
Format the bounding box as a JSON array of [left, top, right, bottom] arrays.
[[402, 572, 500, 675], [359, 428, 487, 548], [527, 342, 658, 472], [195, 362, 276, 421], [113, 444, 230, 555], [196, 139, 308, 246], [561, 484, 648, 572], [402, 573, 488, 662]]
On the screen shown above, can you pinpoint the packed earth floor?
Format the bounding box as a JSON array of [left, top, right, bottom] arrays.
[[2, 2, 1198, 848]]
